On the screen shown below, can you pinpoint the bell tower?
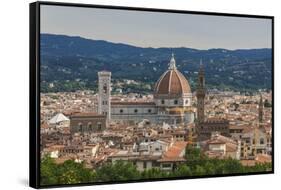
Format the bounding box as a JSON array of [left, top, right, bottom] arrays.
[[258, 93, 263, 124], [196, 60, 206, 123], [98, 71, 111, 121]]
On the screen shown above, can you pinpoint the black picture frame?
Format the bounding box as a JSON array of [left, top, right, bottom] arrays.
[[30, 1, 274, 189]]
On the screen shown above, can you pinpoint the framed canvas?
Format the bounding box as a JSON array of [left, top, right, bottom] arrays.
[[29, 1, 274, 188]]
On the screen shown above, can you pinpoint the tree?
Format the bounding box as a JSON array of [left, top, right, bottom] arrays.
[[220, 158, 243, 174], [40, 155, 272, 185], [141, 168, 167, 179], [57, 160, 95, 184], [185, 145, 202, 161], [173, 165, 192, 177], [194, 165, 205, 176], [204, 161, 216, 175], [40, 155, 95, 186], [95, 160, 140, 182], [40, 155, 59, 185]]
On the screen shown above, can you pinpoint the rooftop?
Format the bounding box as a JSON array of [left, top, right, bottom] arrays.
[[159, 141, 187, 162]]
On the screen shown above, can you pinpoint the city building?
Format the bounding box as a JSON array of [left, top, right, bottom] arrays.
[[201, 132, 240, 160], [70, 112, 107, 134], [108, 141, 187, 172], [48, 113, 70, 128], [99, 54, 195, 125], [196, 63, 230, 140]]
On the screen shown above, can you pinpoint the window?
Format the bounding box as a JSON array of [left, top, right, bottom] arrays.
[[134, 109, 138, 113], [120, 109, 123, 113], [143, 161, 147, 169], [162, 163, 171, 168], [88, 122, 92, 131], [161, 100, 165, 104], [148, 109, 151, 113], [78, 123, 83, 132], [185, 99, 188, 104], [260, 138, 265, 145], [97, 122, 102, 130], [152, 162, 160, 167], [174, 100, 178, 105], [103, 84, 107, 93]]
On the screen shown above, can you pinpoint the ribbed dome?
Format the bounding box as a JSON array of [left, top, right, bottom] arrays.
[[154, 54, 191, 98]]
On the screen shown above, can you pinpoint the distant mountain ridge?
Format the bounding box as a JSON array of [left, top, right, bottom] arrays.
[[40, 33, 272, 93]]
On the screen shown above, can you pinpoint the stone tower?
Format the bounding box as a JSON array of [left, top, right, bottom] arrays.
[[196, 61, 206, 123], [259, 93, 263, 124], [98, 71, 111, 121]]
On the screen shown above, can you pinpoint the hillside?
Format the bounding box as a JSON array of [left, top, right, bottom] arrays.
[[40, 34, 272, 93]]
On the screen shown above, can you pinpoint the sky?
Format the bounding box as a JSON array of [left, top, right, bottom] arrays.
[[40, 5, 272, 50]]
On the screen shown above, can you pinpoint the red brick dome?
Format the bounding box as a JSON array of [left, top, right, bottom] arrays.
[[154, 55, 191, 98]]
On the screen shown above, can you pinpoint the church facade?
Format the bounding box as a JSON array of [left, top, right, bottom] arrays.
[[98, 54, 195, 125]]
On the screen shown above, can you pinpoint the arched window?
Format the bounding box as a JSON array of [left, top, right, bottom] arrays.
[[174, 100, 178, 105], [252, 139, 256, 144], [78, 123, 83, 132], [88, 122, 92, 131], [103, 84, 107, 94]]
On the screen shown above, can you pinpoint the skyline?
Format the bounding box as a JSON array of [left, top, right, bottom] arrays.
[[41, 32, 273, 51], [41, 5, 272, 50]]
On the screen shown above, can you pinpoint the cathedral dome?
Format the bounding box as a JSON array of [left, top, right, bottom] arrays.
[[154, 54, 191, 98]]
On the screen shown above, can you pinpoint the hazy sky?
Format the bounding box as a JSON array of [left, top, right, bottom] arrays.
[[40, 5, 272, 50]]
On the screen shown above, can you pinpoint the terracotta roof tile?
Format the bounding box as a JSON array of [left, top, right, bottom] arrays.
[[255, 154, 272, 163], [154, 69, 191, 97], [160, 141, 187, 161]]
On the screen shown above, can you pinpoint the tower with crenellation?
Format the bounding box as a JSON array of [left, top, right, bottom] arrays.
[[196, 61, 206, 123]]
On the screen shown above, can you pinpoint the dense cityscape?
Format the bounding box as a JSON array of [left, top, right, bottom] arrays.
[[40, 55, 272, 185]]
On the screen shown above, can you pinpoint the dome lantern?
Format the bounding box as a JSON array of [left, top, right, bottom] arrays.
[[168, 53, 177, 70]]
